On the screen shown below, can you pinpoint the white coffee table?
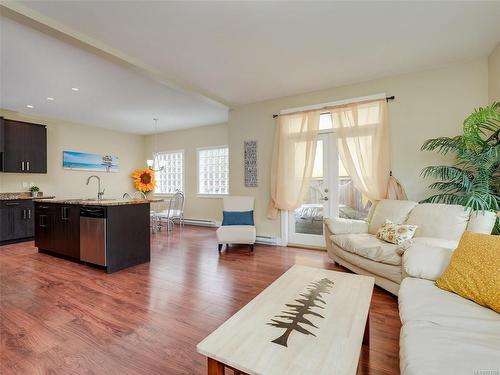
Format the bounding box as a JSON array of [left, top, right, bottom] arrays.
[[197, 265, 374, 375]]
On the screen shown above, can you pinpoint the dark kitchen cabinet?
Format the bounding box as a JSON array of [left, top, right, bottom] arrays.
[[1, 119, 47, 173], [54, 205, 80, 259], [35, 203, 80, 259], [34, 203, 56, 250], [0, 117, 5, 165], [0, 200, 34, 242]]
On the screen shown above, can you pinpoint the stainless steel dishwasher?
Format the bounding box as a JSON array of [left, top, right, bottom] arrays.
[[80, 206, 107, 266]]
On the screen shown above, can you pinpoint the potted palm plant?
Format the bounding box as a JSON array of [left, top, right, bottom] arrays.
[[420, 102, 499, 233]]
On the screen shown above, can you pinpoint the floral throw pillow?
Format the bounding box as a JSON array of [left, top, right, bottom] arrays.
[[376, 220, 418, 245]]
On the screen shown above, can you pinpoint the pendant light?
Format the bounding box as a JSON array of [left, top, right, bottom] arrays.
[[147, 118, 164, 172]]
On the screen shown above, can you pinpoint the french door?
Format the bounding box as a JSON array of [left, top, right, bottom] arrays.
[[287, 133, 338, 247]]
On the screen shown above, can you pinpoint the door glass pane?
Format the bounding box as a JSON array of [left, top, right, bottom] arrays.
[[294, 140, 325, 235], [338, 157, 371, 220]]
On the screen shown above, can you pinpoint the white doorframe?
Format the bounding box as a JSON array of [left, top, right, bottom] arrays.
[[283, 132, 338, 248]]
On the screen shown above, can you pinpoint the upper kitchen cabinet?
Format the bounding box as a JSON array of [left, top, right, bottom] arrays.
[[0, 118, 47, 173]]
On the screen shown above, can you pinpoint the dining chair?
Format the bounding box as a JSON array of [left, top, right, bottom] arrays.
[[157, 191, 185, 232]]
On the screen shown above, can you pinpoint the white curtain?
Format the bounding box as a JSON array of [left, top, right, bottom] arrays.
[[330, 100, 391, 202], [268, 111, 321, 219]]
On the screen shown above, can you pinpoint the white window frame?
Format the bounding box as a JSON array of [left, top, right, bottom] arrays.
[[196, 145, 229, 198], [153, 149, 185, 196]]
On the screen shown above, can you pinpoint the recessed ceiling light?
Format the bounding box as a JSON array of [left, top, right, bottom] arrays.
[[26, 104, 34, 109], [47, 97, 55, 101], [71, 87, 79, 92]]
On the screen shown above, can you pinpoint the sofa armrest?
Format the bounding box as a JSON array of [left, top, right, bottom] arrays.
[[324, 217, 368, 235], [402, 244, 454, 281]]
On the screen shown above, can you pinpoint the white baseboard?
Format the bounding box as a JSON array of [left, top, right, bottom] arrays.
[[183, 218, 217, 227]]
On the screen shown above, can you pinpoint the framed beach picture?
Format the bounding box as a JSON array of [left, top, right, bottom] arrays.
[[63, 151, 119, 173]]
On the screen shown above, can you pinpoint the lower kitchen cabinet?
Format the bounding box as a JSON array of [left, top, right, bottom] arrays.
[[54, 205, 80, 258], [34, 203, 55, 250], [0, 200, 34, 243], [35, 202, 80, 259]]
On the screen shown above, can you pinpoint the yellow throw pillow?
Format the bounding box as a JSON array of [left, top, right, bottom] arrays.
[[436, 231, 500, 313]]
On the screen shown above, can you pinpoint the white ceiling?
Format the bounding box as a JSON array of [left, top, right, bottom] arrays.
[[16, 0, 500, 106], [0, 15, 228, 134]]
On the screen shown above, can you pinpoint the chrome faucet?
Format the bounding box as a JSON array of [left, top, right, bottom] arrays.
[[86, 175, 105, 200]]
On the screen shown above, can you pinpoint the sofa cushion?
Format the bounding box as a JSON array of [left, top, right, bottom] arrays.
[[399, 278, 500, 375], [331, 245, 402, 284], [324, 217, 368, 234], [405, 203, 470, 241], [399, 278, 500, 328], [368, 199, 418, 235], [411, 236, 458, 249], [400, 320, 500, 375], [396, 236, 458, 255], [330, 233, 401, 265], [216, 225, 256, 244], [466, 210, 497, 234], [402, 244, 454, 281]]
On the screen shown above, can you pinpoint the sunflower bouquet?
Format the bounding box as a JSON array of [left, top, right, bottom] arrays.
[[132, 168, 156, 193]]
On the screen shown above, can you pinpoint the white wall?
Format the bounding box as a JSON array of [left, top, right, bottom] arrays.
[[144, 123, 228, 222], [228, 59, 489, 238], [0, 109, 145, 199], [489, 43, 500, 103]]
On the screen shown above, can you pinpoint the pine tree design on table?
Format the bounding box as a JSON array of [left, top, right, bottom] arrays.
[[267, 278, 334, 347]]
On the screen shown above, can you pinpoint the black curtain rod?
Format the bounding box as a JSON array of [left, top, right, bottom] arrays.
[[272, 95, 396, 118]]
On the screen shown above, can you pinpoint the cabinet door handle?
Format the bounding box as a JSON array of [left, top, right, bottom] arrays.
[[38, 205, 49, 209], [23, 209, 26, 219], [22, 161, 25, 171], [61, 207, 69, 220], [28, 209, 31, 219], [39, 214, 47, 227], [27, 161, 30, 171], [5, 202, 20, 206]]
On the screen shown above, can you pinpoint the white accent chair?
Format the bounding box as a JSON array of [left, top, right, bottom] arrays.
[[216, 196, 256, 253]]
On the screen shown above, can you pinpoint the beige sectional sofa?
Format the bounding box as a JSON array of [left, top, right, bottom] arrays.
[[324, 200, 496, 295], [398, 243, 500, 375]]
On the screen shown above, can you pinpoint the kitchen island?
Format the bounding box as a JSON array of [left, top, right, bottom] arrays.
[[34, 199, 151, 273]]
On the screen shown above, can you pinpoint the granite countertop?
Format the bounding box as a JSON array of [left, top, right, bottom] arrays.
[[33, 198, 160, 206], [0, 192, 55, 201]]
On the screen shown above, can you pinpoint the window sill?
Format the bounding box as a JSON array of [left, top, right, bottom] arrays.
[[196, 194, 229, 199]]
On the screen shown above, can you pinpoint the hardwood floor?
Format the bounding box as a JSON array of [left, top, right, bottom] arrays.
[[0, 226, 401, 375]]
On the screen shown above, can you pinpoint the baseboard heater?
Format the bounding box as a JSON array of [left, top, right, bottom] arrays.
[[183, 218, 218, 227], [256, 235, 278, 246]]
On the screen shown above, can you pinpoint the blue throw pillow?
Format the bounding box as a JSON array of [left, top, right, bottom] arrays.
[[222, 210, 254, 226]]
